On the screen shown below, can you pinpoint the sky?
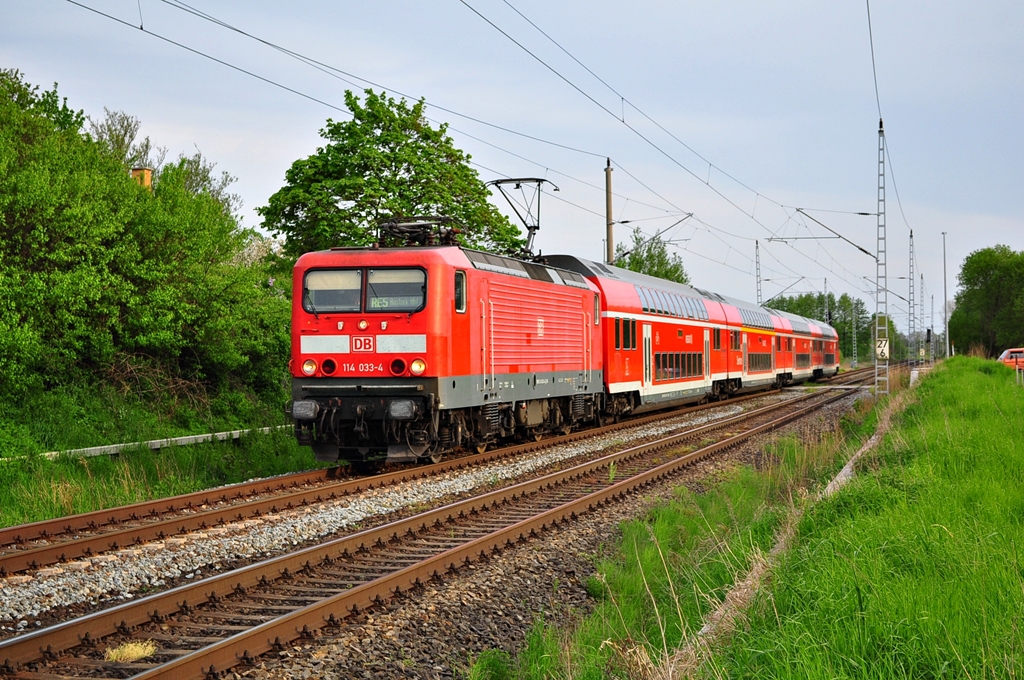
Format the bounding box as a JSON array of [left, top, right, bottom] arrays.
[[4, 1, 1022, 335]]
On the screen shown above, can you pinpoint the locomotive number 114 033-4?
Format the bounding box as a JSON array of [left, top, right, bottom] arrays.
[[343, 363, 384, 373]]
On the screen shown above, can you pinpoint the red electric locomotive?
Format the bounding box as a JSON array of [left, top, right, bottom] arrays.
[[290, 229, 839, 466], [289, 232, 603, 465]]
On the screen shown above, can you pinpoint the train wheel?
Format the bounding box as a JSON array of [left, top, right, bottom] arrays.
[[532, 431, 544, 442]]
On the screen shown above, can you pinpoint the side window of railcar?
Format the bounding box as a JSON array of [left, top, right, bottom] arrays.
[[713, 328, 721, 350], [454, 271, 466, 313], [594, 295, 600, 325], [304, 269, 362, 313], [367, 269, 426, 312], [630, 319, 637, 350], [615, 318, 621, 350]]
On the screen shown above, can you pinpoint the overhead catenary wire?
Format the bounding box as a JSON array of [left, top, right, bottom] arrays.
[[65, 0, 690, 225], [70, 0, 752, 289], [160, 0, 606, 159], [460, 0, 887, 300], [498, 0, 781, 207], [68, 0, 882, 306]]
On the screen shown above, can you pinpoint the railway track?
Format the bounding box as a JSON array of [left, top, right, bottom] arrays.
[[0, 389, 795, 577], [0, 379, 865, 679]]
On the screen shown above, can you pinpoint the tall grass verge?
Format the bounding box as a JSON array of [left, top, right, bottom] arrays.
[[0, 373, 289, 458], [0, 427, 324, 527], [714, 356, 1024, 678]]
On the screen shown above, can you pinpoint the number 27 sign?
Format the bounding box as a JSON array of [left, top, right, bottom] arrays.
[[876, 338, 889, 360]]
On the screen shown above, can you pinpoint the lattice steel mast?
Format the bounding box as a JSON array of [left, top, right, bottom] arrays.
[[755, 240, 762, 305], [875, 119, 889, 395], [909, 230, 915, 365]]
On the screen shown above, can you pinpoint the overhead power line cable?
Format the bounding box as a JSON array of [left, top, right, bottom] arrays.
[[66, 0, 352, 114], [161, 0, 605, 158], [865, 0, 883, 120], [158, 0, 730, 224], [499, 0, 776, 204], [461, 0, 880, 298], [457, 0, 780, 227], [65, 0, 690, 224]]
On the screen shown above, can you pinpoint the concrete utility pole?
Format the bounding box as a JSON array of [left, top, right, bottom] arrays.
[[605, 158, 614, 264], [943, 231, 949, 358]]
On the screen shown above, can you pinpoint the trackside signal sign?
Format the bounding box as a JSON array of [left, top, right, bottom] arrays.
[[876, 338, 889, 360]]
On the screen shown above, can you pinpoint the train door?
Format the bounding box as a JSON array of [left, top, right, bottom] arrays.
[[642, 323, 652, 395], [478, 279, 490, 392], [580, 307, 593, 386], [704, 329, 710, 383], [742, 332, 748, 379]]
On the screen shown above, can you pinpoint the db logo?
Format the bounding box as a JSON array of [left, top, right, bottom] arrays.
[[352, 336, 375, 352]]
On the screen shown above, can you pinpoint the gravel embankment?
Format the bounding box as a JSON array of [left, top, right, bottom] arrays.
[[237, 395, 857, 680]]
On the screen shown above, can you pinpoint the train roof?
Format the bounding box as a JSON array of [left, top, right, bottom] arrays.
[[296, 245, 596, 292], [543, 255, 707, 298], [544, 254, 838, 338], [765, 307, 838, 339]]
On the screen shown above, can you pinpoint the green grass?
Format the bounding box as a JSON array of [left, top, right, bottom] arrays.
[[0, 376, 289, 458], [469, 387, 880, 679], [0, 427, 324, 528], [713, 357, 1024, 678]]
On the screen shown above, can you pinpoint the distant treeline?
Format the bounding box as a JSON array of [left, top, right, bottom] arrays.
[[949, 245, 1024, 356]]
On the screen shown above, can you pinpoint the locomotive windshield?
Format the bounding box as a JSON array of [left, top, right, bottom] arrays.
[[304, 269, 361, 313], [367, 269, 426, 312]]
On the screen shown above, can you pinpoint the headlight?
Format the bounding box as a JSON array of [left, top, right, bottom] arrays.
[[302, 359, 317, 376], [292, 400, 320, 420], [410, 358, 427, 375], [388, 399, 417, 420]]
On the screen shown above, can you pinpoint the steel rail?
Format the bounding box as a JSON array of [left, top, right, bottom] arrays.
[[0, 468, 345, 551], [0, 387, 853, 674], [0, 391, 780, 574], [134, 388, 856, 679]]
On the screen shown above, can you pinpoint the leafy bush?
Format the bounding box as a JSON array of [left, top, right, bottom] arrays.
[[0, 69, 290, 449]]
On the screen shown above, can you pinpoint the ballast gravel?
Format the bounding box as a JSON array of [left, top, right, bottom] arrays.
[[0, 402, 754, 625], [239, 395, 858, 680]]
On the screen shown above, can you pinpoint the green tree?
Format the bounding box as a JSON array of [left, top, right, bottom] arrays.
[[259, 89, 523, 257], [87, 107, 165, 170], [613, 226, 690, 284], [767, 292, 873, 363], [0, 69, 288, 399], [949, 245, 1024, 356]]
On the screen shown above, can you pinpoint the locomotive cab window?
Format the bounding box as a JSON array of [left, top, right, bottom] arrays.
[[367, 268, 426, 312], [304, 269, 362, 313], [454, 270, 466, 313]]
